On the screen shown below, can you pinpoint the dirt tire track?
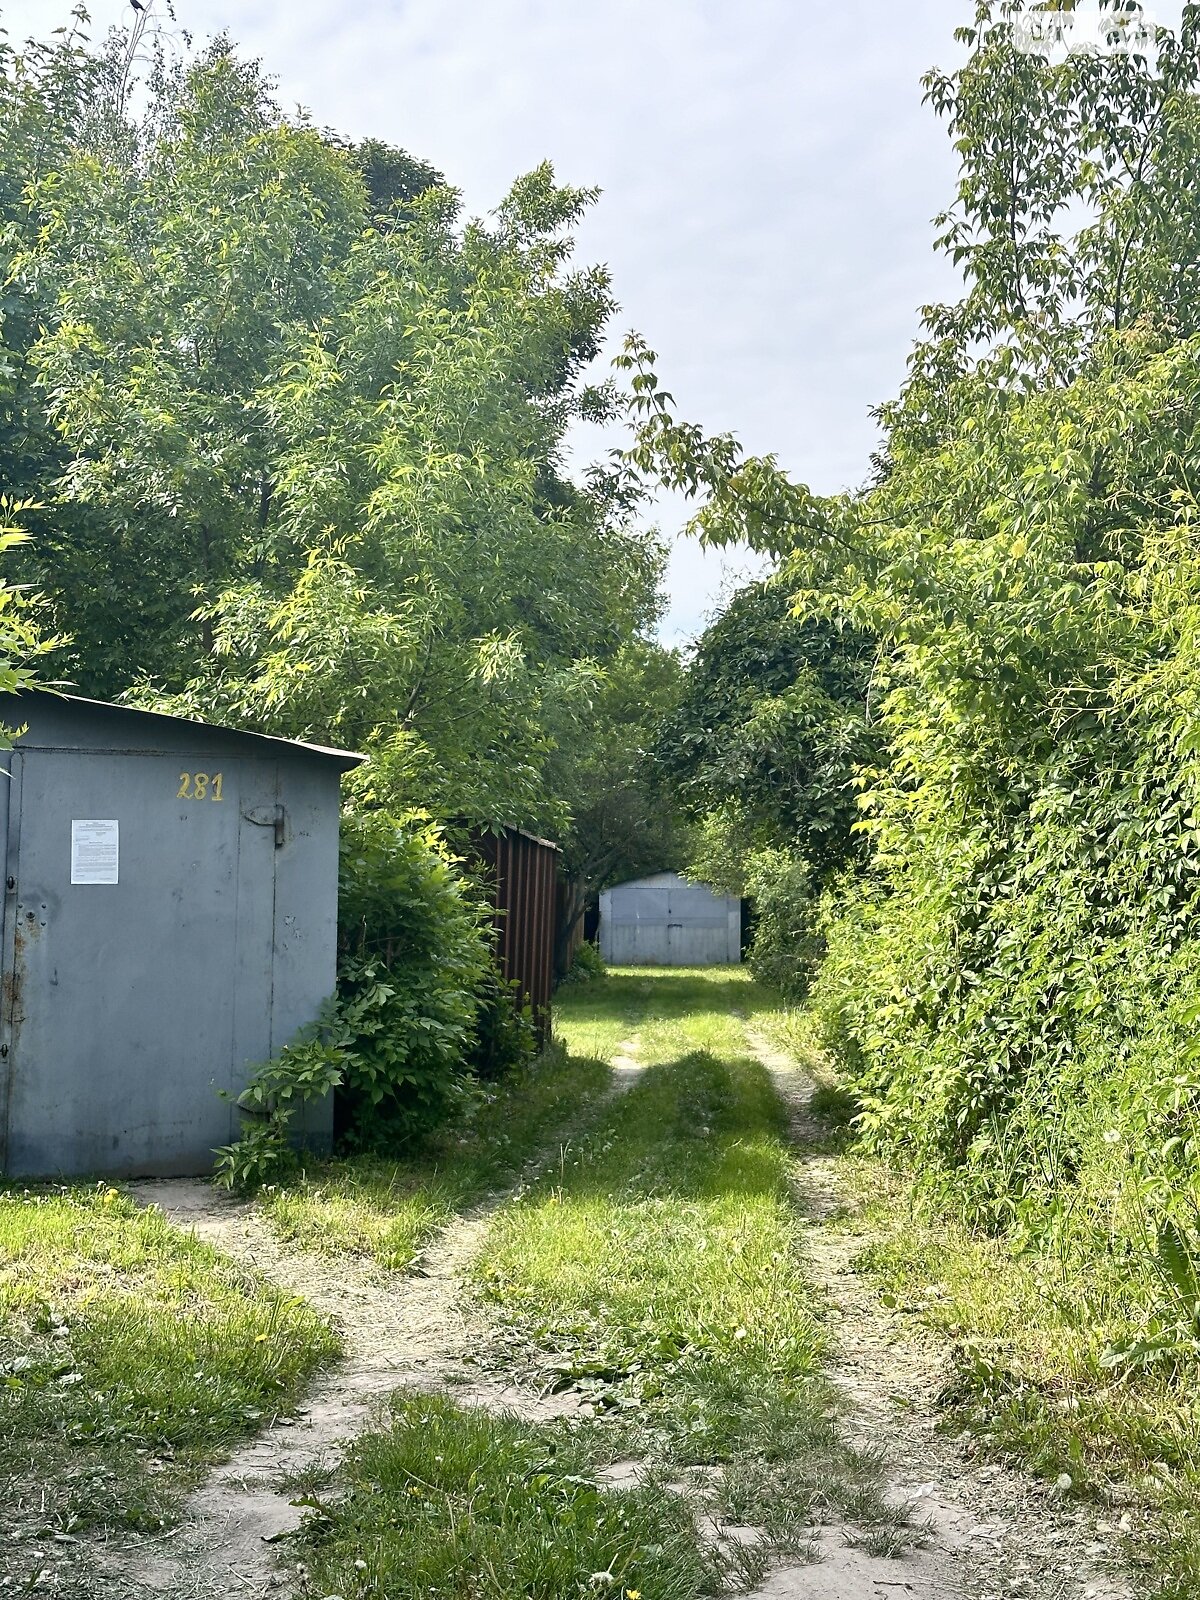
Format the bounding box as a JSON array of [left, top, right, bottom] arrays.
[[743, 1024, 1139, 1600], [88, 1043, 644, 1600]]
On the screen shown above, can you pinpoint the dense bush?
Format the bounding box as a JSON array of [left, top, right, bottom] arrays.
[[737, 848, 822, 1002], [466, 966, 538, 1081], [560, 940, 606, 985], [336, 812, 494, 1145], [795, 339, 1200, 1250]]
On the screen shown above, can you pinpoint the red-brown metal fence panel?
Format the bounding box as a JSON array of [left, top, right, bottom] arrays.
[[468, 826, 560, 1043]]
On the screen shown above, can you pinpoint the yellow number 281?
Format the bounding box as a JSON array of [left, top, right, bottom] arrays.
[[177, 772, 224, 802]]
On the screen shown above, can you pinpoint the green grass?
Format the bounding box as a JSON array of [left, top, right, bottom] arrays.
[[843, 1166, 1200, 1597], [296, 1390, 725, 1600], [471, 968, 897, 1551], [258, 1045, 612, 1269], [0, 1183, 337, 1564], [553, 964, 765, 1064], [762, 990, 1200, 1594]]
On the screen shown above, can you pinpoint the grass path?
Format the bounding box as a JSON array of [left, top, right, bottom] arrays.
[[86, 1183, 588, 1599], [12, 967, 1153, 1599], [257, 1046, 612, 1270]]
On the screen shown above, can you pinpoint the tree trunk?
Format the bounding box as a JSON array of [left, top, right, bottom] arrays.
[[554, 876, 589, 981]]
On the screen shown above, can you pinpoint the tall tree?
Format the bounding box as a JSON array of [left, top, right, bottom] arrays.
[[1, 19, 664, 832], [656, 581, 876, 891]]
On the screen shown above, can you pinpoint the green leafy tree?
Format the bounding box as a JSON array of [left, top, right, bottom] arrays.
[[545, 639, 683, 973], [0, 15, 98, 526], [25, 42, 365, 691], [0, 18, 663, 832], [656, 581, 877, 890], [652, 580, 876, 998], [620, 2, 1200, 1251], [0, 500, 58, 725], [345, 137, 444, 217]]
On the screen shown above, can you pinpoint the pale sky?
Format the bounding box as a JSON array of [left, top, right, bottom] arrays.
[[2, 0, 975, 641]]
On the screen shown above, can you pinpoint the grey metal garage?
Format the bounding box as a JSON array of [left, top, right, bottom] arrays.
[[598, 871, 742, 966], [0, 692, 363, 1179]]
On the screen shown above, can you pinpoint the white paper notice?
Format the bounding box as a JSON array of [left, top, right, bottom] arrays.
[[71, 820, 119, 885]]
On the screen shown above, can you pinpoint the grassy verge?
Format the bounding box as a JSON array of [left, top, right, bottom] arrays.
[[469, 969, 898, 1563], [772, 976, 1200, 1600], [842, 1164, 1200, 1597], [258, 1045, 611, 1269], [296, 1390, 724, 1600], [0, 1183, 336, 1574]]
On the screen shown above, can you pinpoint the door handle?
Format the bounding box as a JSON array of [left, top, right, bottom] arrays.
[[242, 804, 287, 848]]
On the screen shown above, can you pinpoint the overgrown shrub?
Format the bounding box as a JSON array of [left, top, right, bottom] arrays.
[[560, 940, 606, 984], [216, 813, 493, 1185], [467, 966, 538, 1080], [213, 1018, 344, 1189], [739, 848, 822, 1002], [789, 338, 1200, 1371], [335, 811, 492, 1146], [685, 813, 820, 1001]]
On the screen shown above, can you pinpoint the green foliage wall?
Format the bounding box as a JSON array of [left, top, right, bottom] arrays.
[[800, 336, 1200, 1237], [626, 2, 1200, 1302]]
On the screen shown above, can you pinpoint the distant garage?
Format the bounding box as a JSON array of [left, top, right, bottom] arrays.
[[0, 692, 363, 1179], [598, 871, 742, 966]]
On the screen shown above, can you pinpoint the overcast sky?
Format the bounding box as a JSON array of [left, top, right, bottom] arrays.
[[3, 0, 975, 641]]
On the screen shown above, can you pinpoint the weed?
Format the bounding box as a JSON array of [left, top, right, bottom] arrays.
[[297, 1390, 724, 1599], [714, 1533, 772, 1588], [278, 1458, 340, 1496], [843, 1505, 931, 1559], [560, 941, 607, 985], [842, 1154, 1200, 1589]]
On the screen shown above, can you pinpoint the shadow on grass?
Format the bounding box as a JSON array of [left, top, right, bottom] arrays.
[[474, 1036, 910, 1557]]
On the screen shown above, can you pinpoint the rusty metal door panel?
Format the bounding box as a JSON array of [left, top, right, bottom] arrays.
[[1, 750, 279, 1177]]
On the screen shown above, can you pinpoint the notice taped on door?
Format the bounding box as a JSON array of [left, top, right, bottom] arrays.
[[71, 819, 119, 885]]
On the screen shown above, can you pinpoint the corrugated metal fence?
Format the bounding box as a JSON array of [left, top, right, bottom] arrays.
[[469, 826, 560, 1042]]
